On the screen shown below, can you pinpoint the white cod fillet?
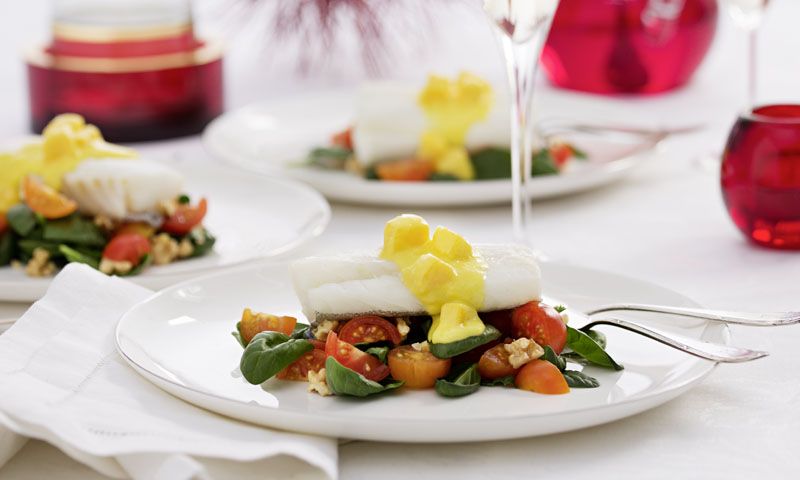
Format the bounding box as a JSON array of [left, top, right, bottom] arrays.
[[351, 82, 511, 166], [62, 159, 184, 219], [290, 244, 541, 324]]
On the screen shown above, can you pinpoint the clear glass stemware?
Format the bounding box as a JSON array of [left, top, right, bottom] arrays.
[[483, 0, 561, 245]]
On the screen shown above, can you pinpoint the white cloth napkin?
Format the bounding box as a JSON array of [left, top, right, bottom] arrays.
[[0, 264, 338, 480]]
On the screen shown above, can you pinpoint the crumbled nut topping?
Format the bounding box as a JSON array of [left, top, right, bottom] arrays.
[[93, 214, 116, 232], [396, 317, 410, 339], [504, 338, 544, 369], [151, 233, 180, 265], [25, 248, 57, 277], [158, 199, 179, 217], [307, 369, 332, 396], [313, 320, 339, 340], [99, 258, 133, 275], [411, 341, 430, 352], [177, 238, 194, 258]]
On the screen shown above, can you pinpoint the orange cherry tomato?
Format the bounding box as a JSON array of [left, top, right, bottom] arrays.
[[0, 213, 7, 234], [277, 349, 327, 381], [338, 316, 402, 345], [116, 222, 156, 238], [515, 360, 569, 395], [331, 127, 354, 150], [387, 346, 451, 389], [477, 343, 518, 380], [325, 331, 390, 382], [161, 198, 207, 235], [22, 175, 77, 219], [511, 302, 567, 354], [238, 308, 298, 345], [102, 233, 151, 264], [375, 158, 434, 182]]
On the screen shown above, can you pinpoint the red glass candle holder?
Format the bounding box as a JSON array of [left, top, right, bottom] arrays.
[[721, 105, 800, 249], [542, 0, 718, 95], [26, 20, 224, 142]]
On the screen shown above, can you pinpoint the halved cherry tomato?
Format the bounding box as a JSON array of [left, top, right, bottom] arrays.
[[482, 309, 514, 337], [238, 308, 297, 345], [277, 349, 327, 381], [0, 213, 7, 234], [116, 222, 156, 238], [161, 198, 207, 235], [331, 127, 354, 150], [515, 360, 570, 395], [22, 175, 77, 219], [511, 302, 567, 354], [325, 331, 390, 382], [102, 233, 151, 264], [549, 143, 574, 169], [388, 345, 451, 389], [375, 158, 434, 182], [338, 316, 402, 345], [477, 343, 518, 379], [310, 339, 326, 350]]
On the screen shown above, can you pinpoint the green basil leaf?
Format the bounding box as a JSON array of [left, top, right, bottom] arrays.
[[541, 345, 567, 371], [232, 329, 246, 348], [435, 363, 480, 398], [43, 214, 106, 247], [481, 375, 515, 387], [59, 244, 99, 269], [187, 227, 216, 258], [531, 149, 559, 176], [470, 148, 512, 180], [571, 146, 588, 159], [17, 239, 62, 258], [429, 325, 501, 359], [324, 357, 403, 397], [566, 327, 623, 371], [290, 323, 310, 340], [7, 204, 37, 236], [307, 147, 351, 170], [366, 346, 389, 364], [118, 253, 151, 277], [563, 370, 600, 388], [240, 331, 313, 384], [0, 231, 14, 266], [586, 329, 607, 349]]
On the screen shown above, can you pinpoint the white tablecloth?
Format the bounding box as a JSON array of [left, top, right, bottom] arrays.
[[1, 0, 800, 478]]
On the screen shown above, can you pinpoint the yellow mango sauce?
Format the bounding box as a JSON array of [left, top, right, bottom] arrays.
[[416, 73, 494, 181], [380, 214, 487, 344], [0, 114, 136, 213]]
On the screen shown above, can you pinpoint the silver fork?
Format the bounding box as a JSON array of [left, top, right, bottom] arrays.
[[579, 317, 769, 363], [586, 303, 800, 327]]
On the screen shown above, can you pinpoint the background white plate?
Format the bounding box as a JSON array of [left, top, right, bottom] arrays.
[[0, 160, 331, 301], [116, 261, 725, 442], [203, 93, 657, 207]]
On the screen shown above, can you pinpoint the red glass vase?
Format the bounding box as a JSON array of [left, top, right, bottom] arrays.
[[542, 0, 718, 95], [721, 105, 800, 249]]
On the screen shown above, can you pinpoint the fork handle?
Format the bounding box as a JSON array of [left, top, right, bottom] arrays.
[[585, 303, 800, 327], [580, 318, 768, 363]]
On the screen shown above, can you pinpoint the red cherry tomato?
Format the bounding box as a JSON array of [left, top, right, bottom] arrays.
[[102, 233, 151, 265], [277, 349, 327, 381], [511, 302, 567, 354], [549, 143, 573, 169], [161, 198, 207, 235], [325, 331, 390, 382], [338, 316, 402, 345], [515, 360, 570, 395], [331, 127, 354, 150], [482, 309, 514, 337]]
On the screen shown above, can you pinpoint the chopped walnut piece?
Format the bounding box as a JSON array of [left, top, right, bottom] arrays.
[[411, 341, 430, 352], [93, 214, 116, 232], [25, 248, 57, 277], [177, 238, 194, 258], [313, 320, 339, 340], [308, 369, 332, 396], [396, 317, 410, 339], [151, 233, 180, 265], [504, 338, 544, 369], [99, 258, 133, 275]]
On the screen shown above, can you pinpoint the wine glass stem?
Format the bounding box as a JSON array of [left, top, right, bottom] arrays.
[[499, 34, 545, 245], [747, 27, 758, 107]]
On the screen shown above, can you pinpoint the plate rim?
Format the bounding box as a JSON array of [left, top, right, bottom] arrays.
[[115, 261, 724, 437]]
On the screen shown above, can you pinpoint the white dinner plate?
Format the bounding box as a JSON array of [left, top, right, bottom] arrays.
[[0, 159, 331, 301], [202, 93, 657, 207], [116, 261, 725, 442]]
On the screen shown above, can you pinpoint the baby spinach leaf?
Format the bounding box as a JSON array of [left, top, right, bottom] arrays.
[[18, 239, 62, 258], [43, 215, 106, 247], [118, 254, 152, 277], [0, 231, 14, 266], [325, 357, 403, 397], [6, 204, 37, 237], [307, 147, 351, 170], [470, 148, 512, 180], [531, 149, 559, 176], [290, 323, 310, 340], [562, 370, 600, 388], [366, 346, 389, 364], [435, 363, 480, 398], [59, 244, 99, 269], [429, 325, 501, 359], [187, 227, 216, 258], [232, 329, 246, 348], [481, 375, 515, 388], [240, 331, 313, 384], [541, 346, 567, 371], [566, 327, 623, 371], [586, 329, 607, 349]]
